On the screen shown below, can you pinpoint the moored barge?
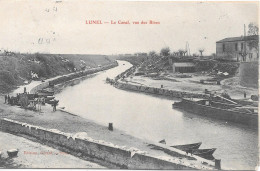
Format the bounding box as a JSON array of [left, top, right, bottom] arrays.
[[172, 98, 258, 128]]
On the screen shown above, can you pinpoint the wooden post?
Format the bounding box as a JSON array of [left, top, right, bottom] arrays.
[[215, 159, 221, 170], [108, 123, 113, 131]]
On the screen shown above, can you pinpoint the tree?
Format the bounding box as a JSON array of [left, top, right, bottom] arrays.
[[148, 51, 156, 57], [248, 22, 259, 36], [172, 52, 178, 57], [198, 49, 204, 56], [247, 23, 259, 52], [160, 47, 170, 57], [183, 50, 187, 56], [178, 49, 185, 57]]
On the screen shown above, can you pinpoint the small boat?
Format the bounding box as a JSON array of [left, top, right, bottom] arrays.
[[37, 89, 54, 96], [46, 99, 59, 105], [45, 96, 55, 101], [39, 89, 54, 93], [170, 142, 202, 152], [192, 148, 216, 157], [37, 92, 54, 96], [147, 144, 164, 151]]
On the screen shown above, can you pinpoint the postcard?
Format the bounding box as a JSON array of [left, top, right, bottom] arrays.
[[0, 0, 259, 170]]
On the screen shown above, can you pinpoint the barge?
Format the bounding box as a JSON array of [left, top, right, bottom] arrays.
[[172, 98, 258, 128]]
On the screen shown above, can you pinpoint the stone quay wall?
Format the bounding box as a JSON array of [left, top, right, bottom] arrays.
[[0, 118, 208, 170]]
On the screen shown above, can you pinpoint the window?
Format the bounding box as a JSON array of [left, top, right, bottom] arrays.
[[241, 43, 243, 51], [235, 43, 238, 51], [223, 44, 225, 52]]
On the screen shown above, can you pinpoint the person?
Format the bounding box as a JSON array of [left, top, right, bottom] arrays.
[[4, 95, 7, 103], [7, 94, 10, 104], [53, 101, 57, 112], [244, 91, 247, 99]]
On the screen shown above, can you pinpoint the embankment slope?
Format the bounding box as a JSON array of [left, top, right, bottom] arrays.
[[0, 53, 113, 93]]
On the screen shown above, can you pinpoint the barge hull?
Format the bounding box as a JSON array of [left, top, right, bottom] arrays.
[[172, 99, 258, 128]]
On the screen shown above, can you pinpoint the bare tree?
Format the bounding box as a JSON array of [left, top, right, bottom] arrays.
[[198, 49, 204, 56], [183, 50, 187, 56], [172, 52, 178, 57], [178, 49, 185, 57]]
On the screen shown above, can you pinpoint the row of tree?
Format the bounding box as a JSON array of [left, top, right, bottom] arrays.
[[149, 23, 258, 59], [148, 47, 205, 58]]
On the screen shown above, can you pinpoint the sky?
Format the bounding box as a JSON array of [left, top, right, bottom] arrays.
[[0, 0, 258, 55]]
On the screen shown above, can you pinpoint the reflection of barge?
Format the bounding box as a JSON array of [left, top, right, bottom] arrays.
[[172, 98, 258, 128]]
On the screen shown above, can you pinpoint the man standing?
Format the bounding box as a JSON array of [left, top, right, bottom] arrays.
[[4, 95, 7, 103], [7, 94, 10, 104], [244, 91, 247, 99], [53, 101, 57, 112]]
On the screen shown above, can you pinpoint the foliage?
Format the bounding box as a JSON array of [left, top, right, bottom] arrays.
[[248, 22, 259, 36], [0, 70, 17, 85], [160, 47, 170, 57], [148, 51, 157, 57]]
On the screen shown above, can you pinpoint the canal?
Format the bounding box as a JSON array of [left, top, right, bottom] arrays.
[[56, 60, 258, 170]]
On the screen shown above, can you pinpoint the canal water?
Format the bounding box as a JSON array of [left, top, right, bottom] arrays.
[[56, 61, 258, 170]]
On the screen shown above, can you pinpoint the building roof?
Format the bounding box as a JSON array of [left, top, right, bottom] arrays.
[[173, 62, 195, 67], [216, 35, 259, 43]]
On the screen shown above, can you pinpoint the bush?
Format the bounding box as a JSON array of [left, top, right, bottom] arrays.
[[35, 53, 47, 63], [67, 61, 75, 69], [0, 71, 17, 85]]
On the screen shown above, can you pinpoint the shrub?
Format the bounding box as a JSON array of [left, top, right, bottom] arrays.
[[0, 70, 17, 85]]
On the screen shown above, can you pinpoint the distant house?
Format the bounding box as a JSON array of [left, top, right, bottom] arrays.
[[216, 35, 259, 61], [172, 62, 195, 73], [134, 53, 148, 57]]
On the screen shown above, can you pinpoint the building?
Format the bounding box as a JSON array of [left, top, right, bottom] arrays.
[[216, 35, 259, 61], [172, 62, 195, 73], [134, 53, 148, 57]]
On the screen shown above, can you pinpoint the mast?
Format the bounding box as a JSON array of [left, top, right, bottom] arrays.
[[244, 24, 247, 60], [186, 42, 190, 56]]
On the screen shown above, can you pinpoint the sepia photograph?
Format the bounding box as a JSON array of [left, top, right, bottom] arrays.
[[0, 0, 259, 170]]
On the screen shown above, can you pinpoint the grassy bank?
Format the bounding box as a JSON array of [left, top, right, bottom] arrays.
[[0, 53, 113, 94]]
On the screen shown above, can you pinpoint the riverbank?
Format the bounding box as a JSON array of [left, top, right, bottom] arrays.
[[105, 64, 258, 128], [0, 53, 114, 94]]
